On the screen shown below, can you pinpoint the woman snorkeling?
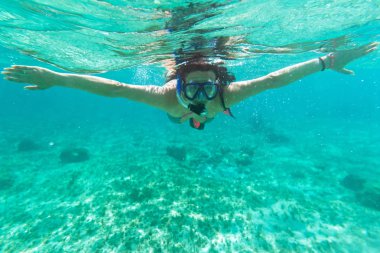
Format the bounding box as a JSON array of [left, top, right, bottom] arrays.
[[1, 42, 378, 130]]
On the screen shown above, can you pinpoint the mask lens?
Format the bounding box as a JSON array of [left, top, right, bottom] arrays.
[[183, 81, 218, 100], [184, 84, 199, 99], [203, 83, 217, 98]]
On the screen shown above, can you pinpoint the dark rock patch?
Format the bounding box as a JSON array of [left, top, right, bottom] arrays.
[[219, 146, 232, 156], [235, 154, 252, 167], [264, 130, 290, 144], [340, 174, 366, 192], [0, 177, 14, 191], [249, 115, 290, 144], [17, 138, 39, 152], [240, 146, 256, 157], [67, 171, 81, 189], [129, 187, 155, 202], [290, 171, 306, 179], [60, 148, 89, 164], [356, 186, 380, 211], [166, 146, 187, 161]]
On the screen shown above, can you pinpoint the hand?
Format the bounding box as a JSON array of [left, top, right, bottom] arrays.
[[328, 42, 378, 75], [180, 112, 207, 123], [1, 65, 56, 90]]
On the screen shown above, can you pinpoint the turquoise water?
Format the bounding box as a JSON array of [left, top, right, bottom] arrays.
[[1, 1, 380, 252]]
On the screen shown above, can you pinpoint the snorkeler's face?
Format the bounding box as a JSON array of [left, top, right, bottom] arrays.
[[183, 71, 218, 102]]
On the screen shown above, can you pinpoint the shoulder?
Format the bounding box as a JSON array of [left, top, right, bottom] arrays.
[[160, 79, 177, 99], [143, 79, 176, 96], [162, 79, 177, 91], [160, 79, 181, 111]]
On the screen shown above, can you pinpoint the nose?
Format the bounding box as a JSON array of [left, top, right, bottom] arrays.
[[196, 91, 207, 101]]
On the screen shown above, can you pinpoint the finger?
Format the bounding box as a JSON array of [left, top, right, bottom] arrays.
[[4, 72, 32, 82], [9, 66, 36, 75], [2, 72, 27, 81], [338, 68, 354, 75], [12, 65, 33, 70], [4, 76, 23, 83], [362, 42, 378, 51], [353, 43, 378, 58], [24, 85, 41, 90], [366, 48, 377, 54], [3, 71, 24, 77], [2, 68, 17, 73], [4, 67, 30, 75], [180, 112, 194, 123], [361, 42, 376, 49]]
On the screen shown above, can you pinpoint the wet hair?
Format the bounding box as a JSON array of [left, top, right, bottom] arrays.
[[177, 62, 235, 86], [167, 57, 235, 86]]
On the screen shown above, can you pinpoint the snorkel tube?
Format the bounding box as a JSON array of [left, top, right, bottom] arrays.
[[176, 76, 188, 108]]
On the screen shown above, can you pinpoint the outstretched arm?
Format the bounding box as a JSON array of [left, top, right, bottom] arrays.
[[2, 66, 170, 110], [225, 42, 378, 107]]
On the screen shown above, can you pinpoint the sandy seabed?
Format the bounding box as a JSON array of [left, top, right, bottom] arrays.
[[1, 117, 379, 252]]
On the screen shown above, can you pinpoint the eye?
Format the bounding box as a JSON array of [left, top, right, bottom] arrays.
[[204, 84, 217, 94], [185, 85, 198, 96]]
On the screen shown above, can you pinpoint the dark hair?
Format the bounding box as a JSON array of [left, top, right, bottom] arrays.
[[166, 55, 235, 85], [176, 61, 235, 86]]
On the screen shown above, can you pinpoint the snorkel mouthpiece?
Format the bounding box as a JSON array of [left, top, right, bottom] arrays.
[[188, 103, 207, 116]]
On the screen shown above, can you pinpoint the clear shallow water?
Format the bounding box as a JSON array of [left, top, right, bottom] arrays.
[[1, 0, 380, 71], [1, 1, 380, 252]]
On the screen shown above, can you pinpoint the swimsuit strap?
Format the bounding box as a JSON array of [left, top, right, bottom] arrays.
[[219, 87, 235, 118]]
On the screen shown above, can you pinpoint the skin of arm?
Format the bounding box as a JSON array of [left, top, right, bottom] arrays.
[[2, 43, 377, 114], [1, 66, 172, 111], [225, 42, 378, 107]]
